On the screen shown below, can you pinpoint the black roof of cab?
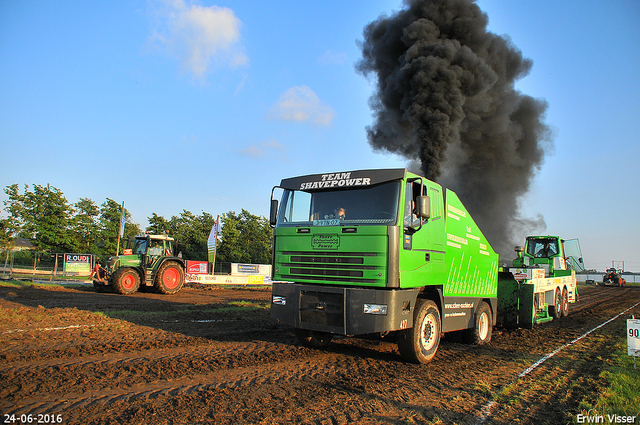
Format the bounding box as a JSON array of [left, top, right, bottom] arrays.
[[279, 168, 407, 191]]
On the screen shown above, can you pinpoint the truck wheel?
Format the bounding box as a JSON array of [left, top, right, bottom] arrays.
[[294, 328, 333, 348], [397, 299, 441, 364], [560, 288, 569, 317], [463, 302, 492, 345], [112, 268, 140, 295], [154, 262, 185, 294], [551, 289, 563, 319]]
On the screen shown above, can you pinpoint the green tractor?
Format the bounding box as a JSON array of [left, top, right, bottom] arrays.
[[93, 234, 186, 295], [513, 235, 585, 277]]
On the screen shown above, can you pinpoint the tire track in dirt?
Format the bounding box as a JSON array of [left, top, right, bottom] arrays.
[[2, 346, 357, 416], [2, 284, 639, 424], [571, 286, 634, 315]]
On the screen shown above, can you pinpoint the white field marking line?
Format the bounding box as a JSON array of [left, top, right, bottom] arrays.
[[2, 323, 100, 335], [475, 299, 640, 424]]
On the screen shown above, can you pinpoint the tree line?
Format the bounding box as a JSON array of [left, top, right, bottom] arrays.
[[0, 184, 272, 265]]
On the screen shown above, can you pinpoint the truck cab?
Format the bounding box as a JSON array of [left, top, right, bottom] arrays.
[[513, 235, 584, 277], [269, 169, 499, 363]]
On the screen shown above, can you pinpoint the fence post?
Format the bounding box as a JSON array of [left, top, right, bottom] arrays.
[[2, 250, 8, 279], [32, 251, 37, 280]]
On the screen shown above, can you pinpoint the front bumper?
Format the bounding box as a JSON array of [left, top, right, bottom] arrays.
[[270, 282, 419, 335]]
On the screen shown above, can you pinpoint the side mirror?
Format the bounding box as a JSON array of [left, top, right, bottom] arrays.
[[416, 196, 430, 220], [269, 199, 279, 227]]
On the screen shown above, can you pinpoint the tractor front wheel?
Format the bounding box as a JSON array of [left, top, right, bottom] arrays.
[[111, 268, 140, 295], [154, 262, 185, 294]]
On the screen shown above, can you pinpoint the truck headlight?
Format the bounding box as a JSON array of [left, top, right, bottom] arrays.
[[363, 303, 387, 315], [272, 295, 286, 306]]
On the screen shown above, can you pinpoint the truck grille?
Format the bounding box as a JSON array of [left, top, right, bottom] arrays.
[[279, 251, 380, 284]]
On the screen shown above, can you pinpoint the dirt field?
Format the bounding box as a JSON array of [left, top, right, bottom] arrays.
[[1, 282, 639, 425]]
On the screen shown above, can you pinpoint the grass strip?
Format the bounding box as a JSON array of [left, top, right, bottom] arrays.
[[576, 339, 640, 422]]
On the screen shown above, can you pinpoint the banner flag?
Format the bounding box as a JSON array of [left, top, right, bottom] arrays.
[[207, 216, 220, 264], [119, 202, 126, 238]]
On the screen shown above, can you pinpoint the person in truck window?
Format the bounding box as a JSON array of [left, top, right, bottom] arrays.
[[336, 207, 346, 220], [404, 200, 420, 228], [536, 241, 558, 258]]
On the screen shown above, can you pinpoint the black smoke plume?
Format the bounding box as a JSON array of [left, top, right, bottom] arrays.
[[357, 0, 551, 259]]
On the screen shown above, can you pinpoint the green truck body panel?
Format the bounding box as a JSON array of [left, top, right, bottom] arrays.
[[440, 189, 498, 297]]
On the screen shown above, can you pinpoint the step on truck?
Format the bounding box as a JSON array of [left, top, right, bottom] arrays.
[[269, 168, 582, 363]]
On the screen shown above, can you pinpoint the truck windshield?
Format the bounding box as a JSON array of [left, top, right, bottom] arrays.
[[277, 181, 401, 226], [131, 238, 148, 255], [526, 237, 559, 258]]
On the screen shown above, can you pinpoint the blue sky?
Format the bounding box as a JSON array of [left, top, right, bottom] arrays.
[[1, 0, 638, 272]]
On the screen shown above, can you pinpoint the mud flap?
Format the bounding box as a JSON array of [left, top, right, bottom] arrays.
[[496, 274, 535, 329]]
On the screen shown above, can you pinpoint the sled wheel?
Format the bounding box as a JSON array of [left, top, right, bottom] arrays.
[[294, 328, 333, 348], [560, 288, 569, 318], [112, 268, 140, 295], [463, 302, 492, 345], [550, 289, 563, 319], [154, 262, 184, 294], [397, 299, 441, 364]]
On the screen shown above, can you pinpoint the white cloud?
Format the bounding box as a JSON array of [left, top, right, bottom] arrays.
[[234, 74, 248, 96], [268, 86, 335, 126], [318, 50, 348, 66], [181, 134, 198, 145], [150, 0, 248, 80], [240, 138, 286, 160]]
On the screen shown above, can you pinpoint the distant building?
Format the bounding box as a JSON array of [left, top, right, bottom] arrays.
[[11, 238, 35, 252]]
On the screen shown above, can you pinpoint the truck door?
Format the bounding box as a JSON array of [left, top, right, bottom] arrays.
[[399, 180, 446, 289]]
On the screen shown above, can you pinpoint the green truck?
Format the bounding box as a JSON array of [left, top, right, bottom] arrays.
[[93, 233, 185, 295], [269, 169, 581, 363]]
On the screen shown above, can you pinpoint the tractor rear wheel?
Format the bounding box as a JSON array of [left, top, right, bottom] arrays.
[[154, 262, 185, 294], [112, 268, 140, 295]]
